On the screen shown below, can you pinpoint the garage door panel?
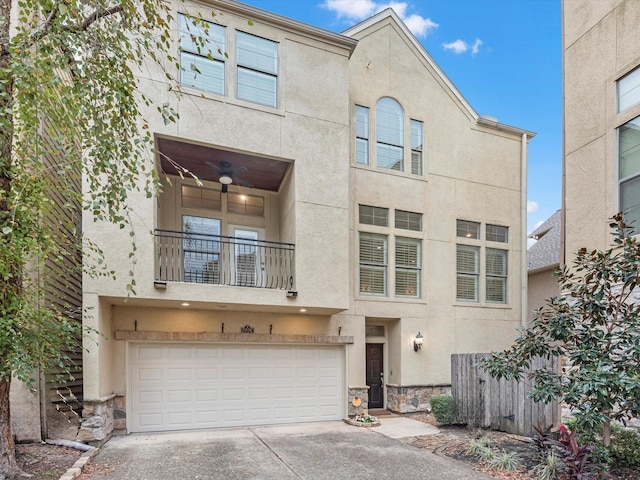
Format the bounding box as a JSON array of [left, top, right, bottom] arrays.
[[195, 368, 218, 380], [274, 367, 293, 378], [136, 368, 162, 382], [167, 368, 192, 381], [222, 367, 244, 379], [248, 367, 269, 379], [129, 344, 344, 433], [167, 347, 192, 360]]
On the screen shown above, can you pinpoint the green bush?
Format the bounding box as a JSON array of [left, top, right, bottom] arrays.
[[430, 394, 456, 424], [610, 428, 640, 467]]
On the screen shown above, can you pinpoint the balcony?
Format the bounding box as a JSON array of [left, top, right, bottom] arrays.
[[155, 229, 295, 290]]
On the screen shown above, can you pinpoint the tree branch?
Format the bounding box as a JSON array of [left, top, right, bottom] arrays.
[[80, 5, 123, 31], [27, 3, 123, 44], [28, 6, 60, 42]]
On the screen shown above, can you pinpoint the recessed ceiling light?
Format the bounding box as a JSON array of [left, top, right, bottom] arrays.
[[300, 308, 307, 312], [181, 302, 190, 307]]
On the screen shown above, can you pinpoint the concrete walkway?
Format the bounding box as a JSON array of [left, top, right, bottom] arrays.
[[74, 417, 491, 480]]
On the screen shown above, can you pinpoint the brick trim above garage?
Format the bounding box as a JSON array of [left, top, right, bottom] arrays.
[[114, 330, 354, 344]]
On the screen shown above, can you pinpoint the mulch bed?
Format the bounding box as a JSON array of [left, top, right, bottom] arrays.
[[402, 412, 640, 480], [16, 442, 83, 479]]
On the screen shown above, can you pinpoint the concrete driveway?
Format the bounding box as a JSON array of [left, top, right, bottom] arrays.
[[78, 420, 492, 479]]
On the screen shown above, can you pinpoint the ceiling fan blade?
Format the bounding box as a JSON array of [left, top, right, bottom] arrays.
[[205, 161, 222, 171], [234, 176, 254, 188], [234, 166, 248, 175]]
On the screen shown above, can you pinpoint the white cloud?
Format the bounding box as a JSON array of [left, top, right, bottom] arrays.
[[322, 0, 438, 38], [443, 37, 483, 55], [442, 39, 468, 54], [322, 0, 376, 19], [403, 14, 438, 37], [527, 201, 539, 213], [471, 38, 482, 55]]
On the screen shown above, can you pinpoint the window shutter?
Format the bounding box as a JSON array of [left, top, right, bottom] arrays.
[[456, 244, 479, 301], [395, 237, 420, 297], [359, 233, 387, 295], [486, 248, 507, 303]]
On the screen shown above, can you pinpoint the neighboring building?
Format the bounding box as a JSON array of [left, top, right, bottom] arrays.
[[527, 209, 561, 323], [79, 0, 534, 443], [563, 0, 640, 258]]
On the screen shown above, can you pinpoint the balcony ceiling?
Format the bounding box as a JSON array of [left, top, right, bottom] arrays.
[[157, 137, 291, 192]]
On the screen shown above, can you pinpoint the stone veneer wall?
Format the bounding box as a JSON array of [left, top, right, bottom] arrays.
[[77, 395, 115, 446], [348, 386, 369, 417], [386, 384, 451, 413]]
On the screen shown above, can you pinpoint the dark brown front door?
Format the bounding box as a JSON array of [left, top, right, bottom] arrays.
[[366, 343, 384, 409]]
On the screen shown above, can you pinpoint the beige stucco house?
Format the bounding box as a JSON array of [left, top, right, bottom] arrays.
[[527, 209, 561, 323], [563, 0, 640, 258], [78, 0, 534, 442]]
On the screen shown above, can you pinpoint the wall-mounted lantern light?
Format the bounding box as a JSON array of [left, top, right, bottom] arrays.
[[414, 331, 424, 352]]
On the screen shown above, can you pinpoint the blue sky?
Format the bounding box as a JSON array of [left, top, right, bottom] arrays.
[[240, 0, 562, 239]]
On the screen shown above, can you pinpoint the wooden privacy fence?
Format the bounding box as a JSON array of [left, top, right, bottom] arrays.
[[451, 353, 559, 436]]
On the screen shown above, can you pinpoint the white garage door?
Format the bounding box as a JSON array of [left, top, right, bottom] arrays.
[[129, 343, 345, 433]]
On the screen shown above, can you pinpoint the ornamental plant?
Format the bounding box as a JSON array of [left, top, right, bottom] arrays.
[[482, 214, 640, 448]]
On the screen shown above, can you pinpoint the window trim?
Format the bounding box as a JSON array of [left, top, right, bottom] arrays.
[[358, 205, 423, 299], [236, 30, 279, 108], [178, 13, 226, 95], [355, 105, 370, 166], [617, 116, 640, 234], [410, 119, 423, 176], [359, 232, 388, 296], [456, 220, 510, 305]]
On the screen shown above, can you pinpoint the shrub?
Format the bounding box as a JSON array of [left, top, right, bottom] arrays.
[[548, 425, 597, 479], [533, 422, 554, 460], [610, 427, 640, 467], [533, 452, 561, 480], [489, 451, 522, 471], [467, 437, 491, 456], [430, 394, 456, 424]]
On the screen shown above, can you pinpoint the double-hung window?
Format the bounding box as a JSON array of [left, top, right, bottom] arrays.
[[619, 117, 640, 232], [359, 232, 388, 295], [355, 105, 370, 165], [355, 99, 424, 175], [456, 220, 509, 304], [376, 98, 404, 171], [359, 205, 422, 298], [617, 69, 640, 233], [618, 68, 640, 113], [456, 244, 480, 302], [395, 237, 421, 297], [410, 120, 423, 175], [179, 14, 226, 95], [236, 32, 278, 108]]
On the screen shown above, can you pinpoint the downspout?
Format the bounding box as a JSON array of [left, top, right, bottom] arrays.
[[521, 132, 529, 328]]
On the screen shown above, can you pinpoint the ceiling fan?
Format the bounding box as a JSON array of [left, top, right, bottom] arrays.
[[205, 161, 253, 193]]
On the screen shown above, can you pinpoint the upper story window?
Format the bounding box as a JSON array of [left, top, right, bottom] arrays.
[[236, 32, 278, 108], [376, 97, 404, 171], [358, 205, 422, 298], [355, 99, 424, 176], [182, 185, 222, 210], [355, 105, 370, 165], [456, 220, 509, 304], [410, 120, 423, 175], [618, 67, 640, 113], [359, 205, 388, 226], [456, 219, 480, 239], [618, 116, 640, 233], [486, 224, 508, 243], [395, 209, 422, 231], [178, 14, 226, 95]]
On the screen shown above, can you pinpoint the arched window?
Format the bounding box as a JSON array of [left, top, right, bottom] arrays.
[[376, 97, 404, 171]]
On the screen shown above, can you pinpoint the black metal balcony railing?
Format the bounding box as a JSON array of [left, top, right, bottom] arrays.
[[155, 229, 295, 290]]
